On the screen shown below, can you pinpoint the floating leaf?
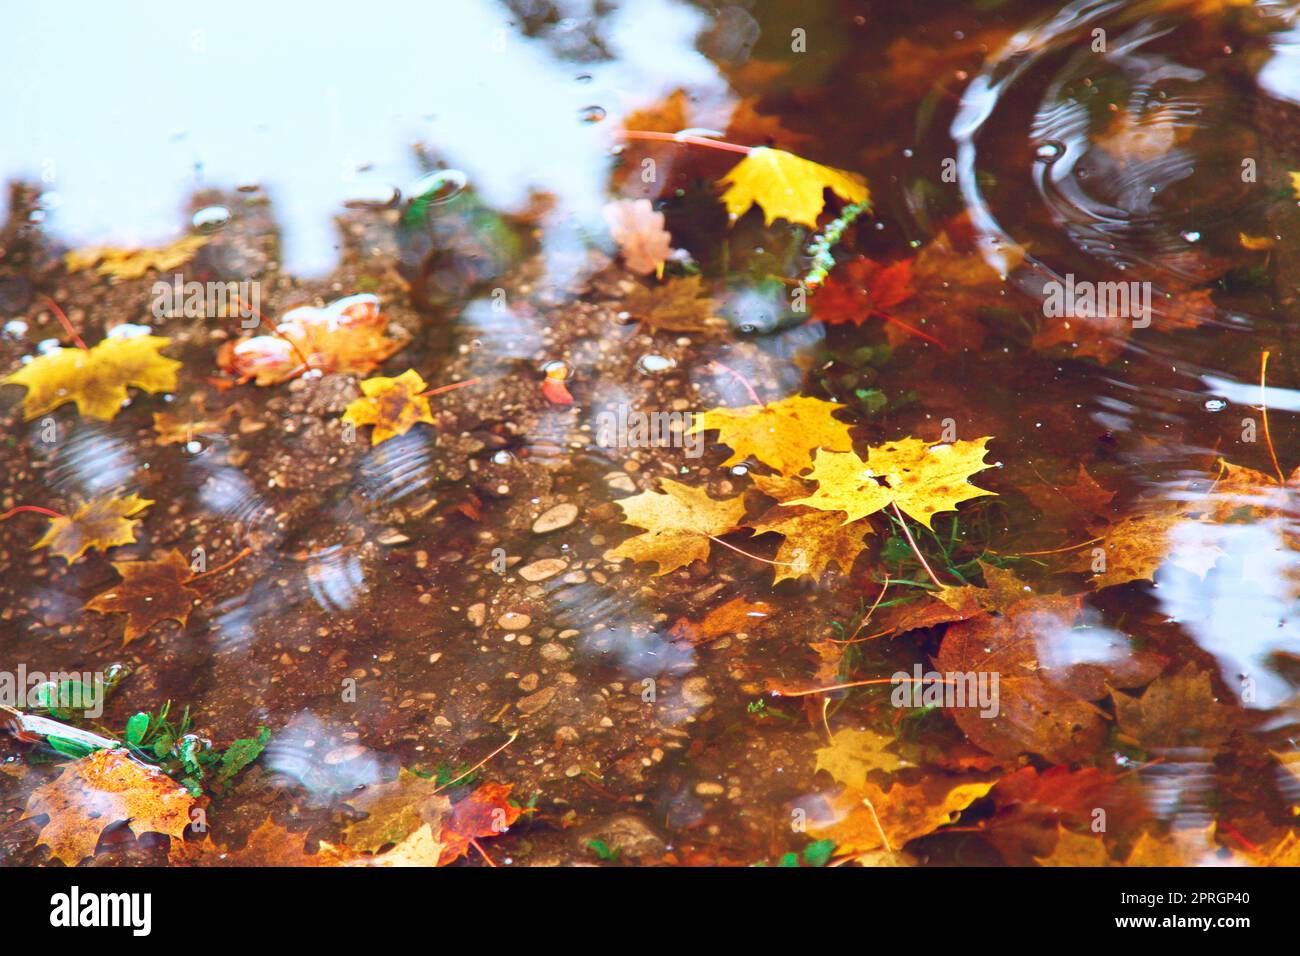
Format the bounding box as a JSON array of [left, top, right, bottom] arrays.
[[604, 478, 746, 575], [217, 294, 405, 386], [64, 234, 208, 280], [747, 474, 872, 583], [23, 748, 196, 865], [812, 257, 915, 327], [791, 436, 997, 527], [83, 548, 199, 645], [33, 493, 153, 564], [341, 369, 436, 445], [667, 596, 772, 645], [170, 816, 349, 867], [717, 147, 869, 229], [3, 333, 181, 421], [688, 394, 855, 477], [1112, 667, 1235, 752]]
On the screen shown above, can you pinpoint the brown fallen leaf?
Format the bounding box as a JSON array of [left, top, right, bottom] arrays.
[[1034, 827, 1113, 866], [23, 748, 196, 866], [668, 595, 773, 646], [170, 816, 349, 867], [33, 493, 153, 564], [935, 595, 1162, 762], [83, 549, 200, 645], [622, 275, 724, 333], [1112, 666, 1236, 752]]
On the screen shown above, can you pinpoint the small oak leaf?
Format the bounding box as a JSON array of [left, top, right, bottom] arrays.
[[604, 478, 747, 575], [3, 333, 181, 421], [791, 437, 997, 527], [23, 748, 196, 866], [83, 549, 199, 645], [33, 493, 153, 564], [341, 369, 436, 445], [717, 147, 869, 229], [688, 394, 854, 477]]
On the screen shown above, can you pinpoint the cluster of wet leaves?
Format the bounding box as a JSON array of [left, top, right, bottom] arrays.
[[4, 0, 1300, 870]]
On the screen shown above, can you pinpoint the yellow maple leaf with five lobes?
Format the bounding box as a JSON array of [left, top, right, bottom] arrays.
[[3, 332, 181, 421], [815, 728, 908, 790], [64, 234, 209, 280], [342, 369, 436, 445], [688, 394, 855, 477], [810, 776, 993, 860], [33, 493, 153, 563], [717, 147, 869, 229], [22, 748, 196, 866], [604, 478, 746, 575], [748, 473, 871, 583], [791, 437, 997, 527]]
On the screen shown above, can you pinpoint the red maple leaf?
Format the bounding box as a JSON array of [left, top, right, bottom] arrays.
[[438, 782, 525, 865]]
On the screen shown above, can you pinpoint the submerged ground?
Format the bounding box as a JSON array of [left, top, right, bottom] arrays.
[[3, 0, 1300, 867]]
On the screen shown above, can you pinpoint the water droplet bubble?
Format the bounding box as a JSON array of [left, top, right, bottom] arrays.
[[579, 105, 606, 124], [1204, 398, 1226, 412], [1035, 141, 1065, 161], [409, 169, 467, 206], [191, 205, 231, 231]]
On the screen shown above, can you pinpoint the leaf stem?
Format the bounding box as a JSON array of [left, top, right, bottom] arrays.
[[41, 296, 89, 351], [186, 546, 253, 584], [619, 129, 752, 155], [890, 503, 944, 589], [0, 504, 65, 521]]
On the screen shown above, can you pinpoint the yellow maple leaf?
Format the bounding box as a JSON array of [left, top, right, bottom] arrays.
[[810, 777, 993, 860], [717, 147, 869, 229], [791, 436, 997, 527], [22, 748, 196, 865], [814, 728, 908, 789], [748, 468, 872, 583], [3, 332, 181, 421], [33, 493, 153, 563], [689, 394, 855, 477], [1034, 827, 1112, 866], [1291, 171, 1300, 200], [64, 234, 209, 280], [603, 478, 746, 575], [341, 369, 436, 445], [342, 767, 453, 852]]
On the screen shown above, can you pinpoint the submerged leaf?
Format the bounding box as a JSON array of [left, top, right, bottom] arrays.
[[83, 548, 199, 645], [64, 234, 208, 280], [23, 748, 196, 865], [603, 198, 673, 276], [33, 493, 153, 564]]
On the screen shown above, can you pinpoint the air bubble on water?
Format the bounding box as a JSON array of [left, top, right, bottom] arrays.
[[636, 354, 675, 373], [409, 169, 468, 205], [106, 323, 152, 340], [730, 463, 750, 477], [36, 338, 62, 355], [192, 205, 231, 231], [576, 73, 593, 83], [579, 105, 607, 123], [1181, 230, 1201, 243], [1204, 398, 1226, 412], [3, 319, 27, 338], [1035, 141, 1065, 161]]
